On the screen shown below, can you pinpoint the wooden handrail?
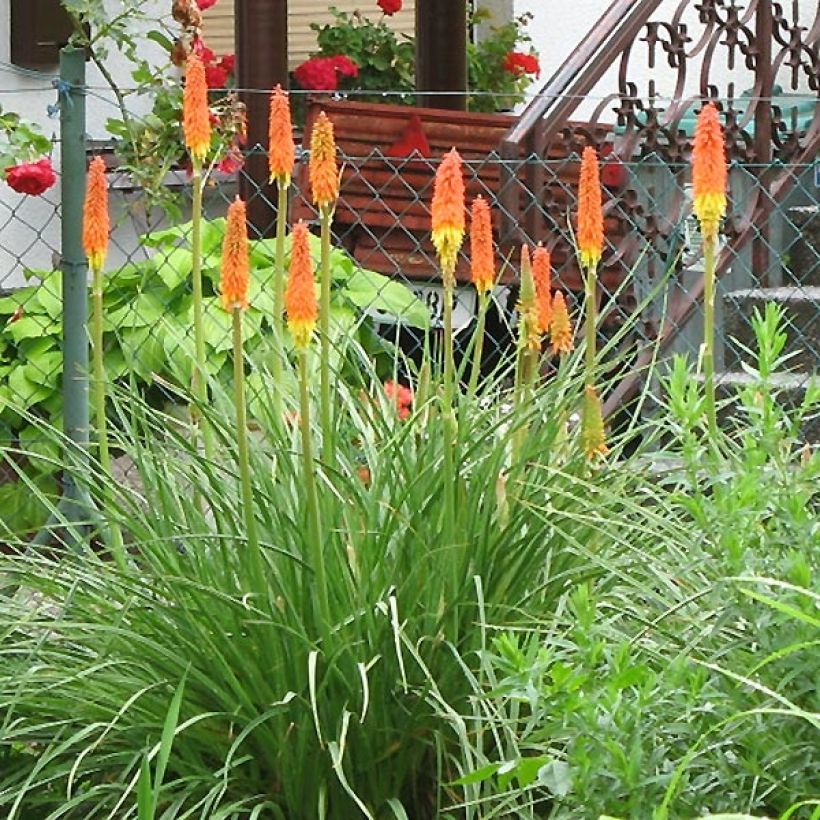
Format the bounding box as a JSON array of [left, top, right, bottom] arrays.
[[498, 0, 663, 241]]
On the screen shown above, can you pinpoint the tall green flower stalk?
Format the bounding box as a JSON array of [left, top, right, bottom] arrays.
[[183, 53, 215, 460], [512, 246, 540, 463], [308, 112, 339, 458], [691, 102, 727, 437], [84, 156, 126, 571], [319, 209, 334, 453], [286, 221, 330, 637], [268, 85, 296, 427], [221, 198, 263, 581]]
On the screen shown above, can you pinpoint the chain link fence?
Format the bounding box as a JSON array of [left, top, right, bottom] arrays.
[[1, 81, 818, 535]]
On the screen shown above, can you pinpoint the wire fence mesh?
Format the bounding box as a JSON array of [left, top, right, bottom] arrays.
[[1, 89, 818, 496]]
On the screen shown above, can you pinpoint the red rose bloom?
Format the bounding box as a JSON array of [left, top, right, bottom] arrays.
[[5, 158, 57, 196], [205, 64, 229, 89], [502, 51, 540, 78], [378, 0, 402, 14], [196, 0, 218, 10], [219, 54, 236, 74]]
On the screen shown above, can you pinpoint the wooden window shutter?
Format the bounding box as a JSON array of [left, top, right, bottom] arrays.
[[11, 0, 75, 67], [202, 0, 416, 69]]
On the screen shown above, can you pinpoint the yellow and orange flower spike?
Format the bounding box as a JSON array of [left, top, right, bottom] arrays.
[[518, 245, 541, 351], [286, 221, 318, 349], [581, 384, 609, 459], [220, 197, 250, 311], [469, 196, 495, 295], [83, 156, 109, 273], [431, 148, 466, 287], [532, 244, 552, 335], [692, 102, 727, 239], [183, 53, 211, 164], [268, 84, 295, 186], [550, 291, 574, 355], [577, 146, 604, 271], [309, 112, 339, 213]]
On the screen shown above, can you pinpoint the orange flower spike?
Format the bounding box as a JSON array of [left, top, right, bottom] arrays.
[[309, 112, 339, 212], [692, 102, 727, 239], [431, 148, 466, 285], [268, 84, 295, 186], [577, 146, 604, 271], [220, 197, 250, 311], [532, 244, 553, 335], [286, 221, 319, 349], [550, 291, 574, 355], [518, 245, 541, 351], [581, 385, 609, 459], [469, 196, 495, 295], [83, 156, 109, 273], [183, 53, 211, 164]]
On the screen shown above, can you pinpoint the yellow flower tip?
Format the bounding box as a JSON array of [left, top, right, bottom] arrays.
[[432, 148, 466, 284], [83, 155, 109, 273], [469, 196, 495, 295], [517, 245, 541, 351], [577, 145, 604, 271], [692, 101, 727, 239], [183, 53, 211, 164], [581, 384, 609, 459], [220, 197, 250, 311], [309, 111, 339, 211], [286, 221, 318, 349], [550, 291, 574, 355], [268, 84, 295, 186], [532, 244, 553, 335]]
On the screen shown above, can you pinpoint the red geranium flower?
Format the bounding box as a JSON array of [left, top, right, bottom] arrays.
[[331, 55, 359, 79], [384, 380, 413, 420], [378, 0, 402, 14], [294, 55, 360, 91], [196, 0, 219, 10], [5, 158, 57, 196], [192, 38, 216, 64], [205, 63, 229, 89], [502, 51, 540, 78], [217, 146, 244, 175]]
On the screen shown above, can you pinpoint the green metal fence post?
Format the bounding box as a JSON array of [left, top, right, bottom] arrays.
[[32, 47, 89, 548], [60, 47, 90, 538]]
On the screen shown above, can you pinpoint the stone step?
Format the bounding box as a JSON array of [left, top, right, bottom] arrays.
[[713, 371, 819, 442], [723, 286, 820, 372]]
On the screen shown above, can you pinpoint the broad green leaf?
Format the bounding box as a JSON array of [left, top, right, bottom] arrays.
[[5, 315, 59, 343], [451, 762, 503, 786], [0, 286, 40, 315], [24, 352, 62, 388], [342, 268, 429, 329], [8, 366, 51, 408]]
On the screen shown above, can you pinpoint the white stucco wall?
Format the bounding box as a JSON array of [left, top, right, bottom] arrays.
[[0, 0, 168, 288]]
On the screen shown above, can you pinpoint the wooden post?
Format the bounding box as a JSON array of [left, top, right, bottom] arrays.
[[416, 0, 468, 110], [236, 0, 288, 237]]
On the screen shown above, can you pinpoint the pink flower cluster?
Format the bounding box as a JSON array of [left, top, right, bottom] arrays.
[[293, 55, 359, 92]]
